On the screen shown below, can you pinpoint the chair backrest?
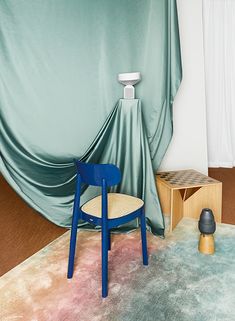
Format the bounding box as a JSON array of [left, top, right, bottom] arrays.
[[75, 161, 121, 187]]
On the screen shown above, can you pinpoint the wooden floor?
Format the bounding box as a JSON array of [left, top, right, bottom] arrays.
[[208, 167, 235, 225], [0, 175, 67, 277], [0, 168, 235, 276]]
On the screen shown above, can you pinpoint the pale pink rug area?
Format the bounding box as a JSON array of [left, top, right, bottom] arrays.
[[0, 229, 161, 321], [2, 219, 235, 321]]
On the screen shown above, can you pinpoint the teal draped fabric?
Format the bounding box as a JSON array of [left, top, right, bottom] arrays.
[[80, 99, 164, 235], [0, 0, 182, 235]]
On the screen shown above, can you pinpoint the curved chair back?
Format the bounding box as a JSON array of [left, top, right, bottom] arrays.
[[75, 160, 121, 187]]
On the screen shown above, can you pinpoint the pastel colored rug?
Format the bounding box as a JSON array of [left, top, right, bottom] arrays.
[[1, 219, 235, 321]]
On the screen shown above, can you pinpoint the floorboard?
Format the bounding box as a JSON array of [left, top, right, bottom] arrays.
[[0, 175, 67, 276], [209, 167, 235, 225]]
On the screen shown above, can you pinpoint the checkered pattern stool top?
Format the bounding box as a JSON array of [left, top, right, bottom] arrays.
[[157, 169, 219, 189]]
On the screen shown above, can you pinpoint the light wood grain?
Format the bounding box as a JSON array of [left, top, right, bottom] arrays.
[[198, 234, 215, 255], [156, 179, 171, 215], [183, 184, 222, 222], [171, 189, 184, 231], [156, 170, 222, 232]]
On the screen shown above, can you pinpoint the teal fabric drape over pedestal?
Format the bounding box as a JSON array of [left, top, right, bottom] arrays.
[[0, 0, 182, 235], [80, 99, 164, 235]]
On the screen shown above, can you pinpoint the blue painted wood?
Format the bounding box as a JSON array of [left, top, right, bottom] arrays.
[[106, 208, 143, 229], [75, 160, 121, 187], [67, 174, 81, 278], [101, 179, 108, 297], [67, 161, 148, 298], [140, 208, 148, 266], [108, 231, 111, 251]]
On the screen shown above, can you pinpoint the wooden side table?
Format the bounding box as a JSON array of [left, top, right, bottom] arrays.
[[156, 169, 222, 232]]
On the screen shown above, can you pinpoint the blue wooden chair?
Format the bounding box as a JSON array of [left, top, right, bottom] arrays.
[[67, 161, 148, 298]]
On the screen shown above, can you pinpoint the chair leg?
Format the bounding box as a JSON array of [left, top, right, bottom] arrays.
[[140, 208, 148, 266], [102, 227, 109, 298], [67, 207, 80, 279], [108, 231, 111, 251]]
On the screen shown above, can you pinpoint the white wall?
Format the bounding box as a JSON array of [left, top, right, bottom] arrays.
[[159, 0, 208, 175]]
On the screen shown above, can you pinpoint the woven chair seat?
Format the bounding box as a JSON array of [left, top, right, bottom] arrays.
[[81, 193, 143, 219]]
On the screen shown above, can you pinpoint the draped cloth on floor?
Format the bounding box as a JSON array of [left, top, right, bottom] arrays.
[[0, 0, 182, 235]]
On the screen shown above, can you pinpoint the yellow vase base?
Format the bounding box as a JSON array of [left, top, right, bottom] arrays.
[[198, 234, 215, 255]]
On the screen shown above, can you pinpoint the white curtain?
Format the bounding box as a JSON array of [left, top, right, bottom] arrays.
[[203, 0, 235, 167]]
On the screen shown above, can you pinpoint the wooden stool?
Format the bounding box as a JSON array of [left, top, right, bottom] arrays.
[[156, 169, 222, 232]]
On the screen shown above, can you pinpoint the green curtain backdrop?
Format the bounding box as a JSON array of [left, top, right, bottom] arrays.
[[0, 0, 182, 235]]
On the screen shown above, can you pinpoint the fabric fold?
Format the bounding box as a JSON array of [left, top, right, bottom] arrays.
[[0, 0, 182, 236], [80, 99, 165, 235]]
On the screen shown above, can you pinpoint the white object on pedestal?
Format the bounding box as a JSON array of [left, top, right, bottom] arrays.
[[118, 72, 141, 99]]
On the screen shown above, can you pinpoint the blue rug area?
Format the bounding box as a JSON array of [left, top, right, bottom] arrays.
[[0, 218, 234, 321], [117, 219, 235, 321]]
